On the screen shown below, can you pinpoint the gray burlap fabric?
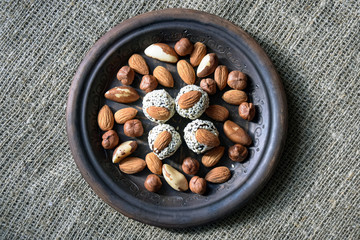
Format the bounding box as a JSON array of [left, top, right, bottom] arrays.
[[1, 0, 359, 239]]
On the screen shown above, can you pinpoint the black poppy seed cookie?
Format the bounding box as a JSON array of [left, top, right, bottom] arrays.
[[175, 85, 209, 120], [142, 89, 175, 123], [148, 124, 182, 160], [184, 119, 219, 154]]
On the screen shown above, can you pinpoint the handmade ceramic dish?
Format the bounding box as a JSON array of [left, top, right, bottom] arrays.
[[66, 9, 287, 228]]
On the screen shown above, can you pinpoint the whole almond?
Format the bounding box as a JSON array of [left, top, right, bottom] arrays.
[[178, 90, 202, 109], [195, 129, 220, 147], [146, 106, 170, 121], [128, 54, 149, 75], [145, 152, 163, 175], [112, 140, 138, 163], [222, 90, 248, 105], [205, 166, 231, 183], [214, 65, 228, 90], [97, 105, 114, 131], [153, 66, 174, 87], [174, 38, 193, 56], [190, 42, 207, 67], [202, 146, 225, 167], [197, 53, 218, 78], [104, 86, 139, 103], [114, 107, 138, 124], [177, 60, 195, 85], [119, 157, 146, 174], [153, 131, 172, 153], [205, 105, 229, 122], [144, 43, 178, 63], [223, 120, 252, 146]]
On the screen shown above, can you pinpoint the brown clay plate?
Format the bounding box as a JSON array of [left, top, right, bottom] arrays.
[[66, 9, 287, 228]]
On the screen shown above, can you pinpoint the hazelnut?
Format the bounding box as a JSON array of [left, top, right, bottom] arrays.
[[117, 66, 135, 85], [123, 119, 143, 137], [227, 71, 247, 90], [101, 130, 119, 149], [238, 102, 255, 121], [182, 157, 200, 175], [189, 176, 206, 195], [200, 78, 216, 95], [144, 174, 162, 192], [140, 75, 158, 93], [228, 144, 248, 162], [174, 38, 194, 56]]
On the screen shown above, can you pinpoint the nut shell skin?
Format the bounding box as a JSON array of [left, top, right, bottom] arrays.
[[123, 119, 144, 137], [200, 78, 216, 95], [228, 144, 248, 162], [101, 130, 119, 149], [140, 75, 158, 93], [197, 53, 218, 78], [189, 176, 206, 195], [144, 174, 162, 192], [227, 71, 247, 90], [182, 157, 200, 175], [117, 66, 135, 85], [239, 102, 255, 121], [174, 38, 193, 56]]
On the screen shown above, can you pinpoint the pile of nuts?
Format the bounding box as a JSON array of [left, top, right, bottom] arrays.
[[97, 37, 255, 195]]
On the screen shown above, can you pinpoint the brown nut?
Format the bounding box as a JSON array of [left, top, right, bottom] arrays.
[[205, 105, 229, 122], [200, 78, 216, 95], [182, 157, 200, 175], [197, 53, 218, 78], [239, 102, 255, 121], [140, 75, 158, 93], [123, 119, 144, 137], [227, 71, 247, 90], [101, 130, 119, 149], [214, 65, 228, 90], [144, 174, 162, 192], [128, 53, 149, 75], [229, 144, 248, 162], [145, 152, 162, 175], [97, 105, 114, 131], [116, 66, 135, 85], [223, 120, 252, 146], [189, 176, 206, 195], [190, 42, 207, 67], [174, 38, 194, 56]]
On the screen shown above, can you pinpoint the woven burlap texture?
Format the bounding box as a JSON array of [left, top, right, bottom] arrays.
[[1, 0, 359, 239]]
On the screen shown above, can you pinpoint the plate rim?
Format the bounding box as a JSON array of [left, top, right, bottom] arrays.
[[66, 8, 287, 228]]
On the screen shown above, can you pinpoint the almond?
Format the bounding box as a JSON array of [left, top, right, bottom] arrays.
[[114, 107, 138, 124], [178, 90, 201, 109], [146, 106, 170, 121], [153, 131, 172, 153], [145, 152, 162, 175], [97, 105, 114, 131], [223, 120, 252, 146], [222, 90, 247, 105], [202, 146, 225, 167], [144, 43, 178, 63], [153, 66, 174, 87], [119, 157, 146, 174], [190, 42, 207, 67], [128, 54, 149, 75], [177, 60, 195, 85], [214, 65, 228, 90], [205, 166, 231, 183], [195, 129, 220, 147], [197, 53, 218, 78], [104, 86, 139, 103], [205, 105, 229, 122]]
